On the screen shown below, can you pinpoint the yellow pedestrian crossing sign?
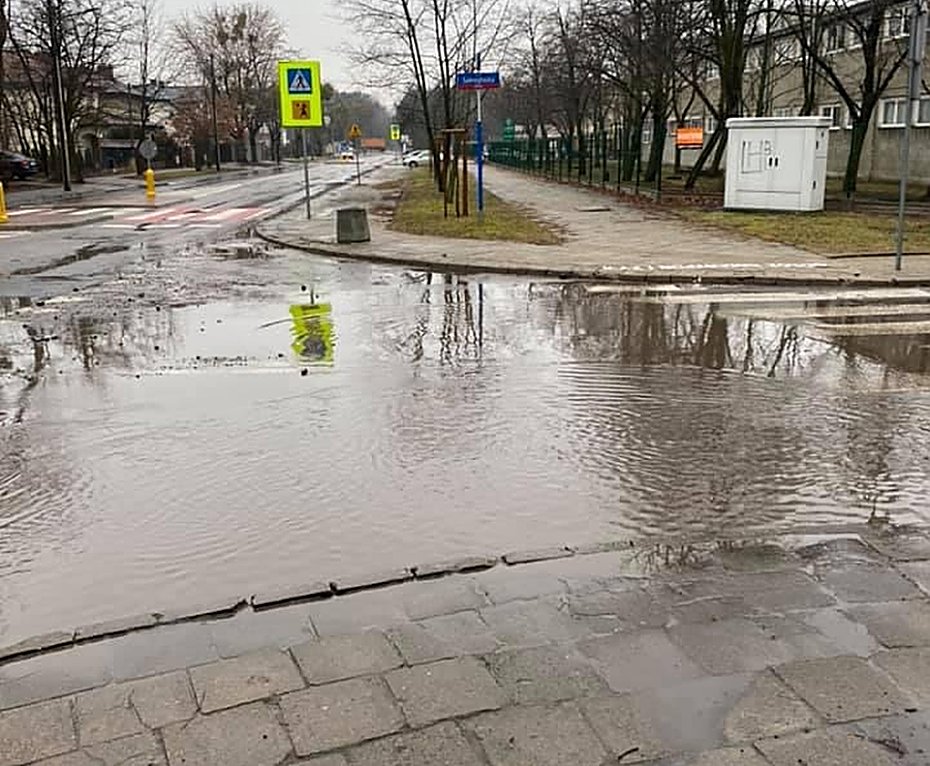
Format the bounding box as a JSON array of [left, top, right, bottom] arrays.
[[390, 124, 401, 141], [348, 124, 362, 140], [278, 60, 323, 128]]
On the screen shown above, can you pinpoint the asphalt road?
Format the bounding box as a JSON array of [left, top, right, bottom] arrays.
[[0, 157, 385, 297]]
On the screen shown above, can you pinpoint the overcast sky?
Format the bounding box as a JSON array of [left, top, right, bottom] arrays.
[[161, 0, 368, 98]]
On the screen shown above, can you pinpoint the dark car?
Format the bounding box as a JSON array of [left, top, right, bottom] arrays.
[[0, 151, 40, 182]]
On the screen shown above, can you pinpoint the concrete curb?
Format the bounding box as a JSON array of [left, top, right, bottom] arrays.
[[0, 522, 915, 667], [254, 228, 930, 288], [1, 213, 116, 231]]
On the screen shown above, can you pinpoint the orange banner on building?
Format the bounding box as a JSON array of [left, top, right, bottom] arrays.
[[676, 126, 704, 149]]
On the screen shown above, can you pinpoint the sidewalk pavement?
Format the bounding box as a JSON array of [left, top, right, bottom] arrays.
[[257, 165, 930, 287], [1, 525, 929, 765]]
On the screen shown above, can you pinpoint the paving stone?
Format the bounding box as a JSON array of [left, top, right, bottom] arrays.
[[472, 566, 567, 605], [108, 621, 218, 682], [776, 655, 913, 722], [674, 746, 769, 765], [250, 581, 332, 608], [85, 730, 166, 765], [848, 601, 930, 647], [465, 702, 608, 766], [636, 673, 755, 753], [163, 702, 292, 766], [723, 670, 819, 743], [0, 641, 113, 711], [413, 555, 498, 578], [30, 753, 97, 766], [307, 589, 410, 637], [290, 632, 402, 685], [295, 757, 348, 766], [485, 645, 608, 704], [188, 648, 304, 713], [799, 607, 879, 657], [0, 699, 76, 766], [74, 613, 159, 641], [873, 647, 930, 706], [670, 596, 756, 625], [864, 532, 930, 562], [386, 657, 506, 727], [128, 670, 197, 728], [74, 684, 144, 746], [0, 631, 74, 661], [567, 587, 672, 630], [900, 561, 930, 594], [818, 563, 923, 602], [749, 613, 844, 661], [716, 543, 798, 572], [579, 629, 704, 693], [208, 602, 316, 658], [388, 611, 499, 664], [480, 600, 588, 648], [668, 618, 804, 674], [676, 570, 835, 612], [850, 709, 930, 766], [280, 677, 404, 755], [398, 577, 488, 620], [345, 721, 484, 765], [579, 695, 665, 763], [755, 727, 898, 765]]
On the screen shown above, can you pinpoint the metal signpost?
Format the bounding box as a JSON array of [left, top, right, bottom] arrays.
[[139, 138, 157, 201], [278, 60, 324, 220], [456, 69, 501, 221], [349, 123, 363, 185], [895, 0, 928, 271]]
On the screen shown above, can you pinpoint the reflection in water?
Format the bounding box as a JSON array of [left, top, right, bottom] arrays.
[[1, 270, 929, 642]]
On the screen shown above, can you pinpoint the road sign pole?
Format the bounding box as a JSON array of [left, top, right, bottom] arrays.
[[355, 138, 361, 185], [477, 89, 484, 221], [301, 129, 312, 220]]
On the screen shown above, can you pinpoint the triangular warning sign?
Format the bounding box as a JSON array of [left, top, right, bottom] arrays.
[[288, 69, 311, 94]]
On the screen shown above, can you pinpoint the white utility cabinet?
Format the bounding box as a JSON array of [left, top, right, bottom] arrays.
[[724, 116, 831, 212]]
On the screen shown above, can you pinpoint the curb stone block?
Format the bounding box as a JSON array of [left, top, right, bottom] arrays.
[[413, 555, 498, 578], [502, 547, 573, 565], [250, 581, 332, 609], [74, 613, 159, 642], [0, 631, 74, 662], [331, 569, 412, 593]]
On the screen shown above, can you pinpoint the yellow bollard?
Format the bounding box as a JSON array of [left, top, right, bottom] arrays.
[[0, 181, 7, 224], [145, 168, 156, 201]]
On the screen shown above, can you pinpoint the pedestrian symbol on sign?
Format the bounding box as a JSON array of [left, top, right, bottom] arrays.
[[292, 101, 311, 121], [287, 68, 312, 94]]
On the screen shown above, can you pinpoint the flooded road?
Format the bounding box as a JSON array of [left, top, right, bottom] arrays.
[[2, 245, 930, 642]]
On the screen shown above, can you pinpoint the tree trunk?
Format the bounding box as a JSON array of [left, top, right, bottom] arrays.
[[685, 126, 723, 189], [843, 120, 868, 198], [644, 113, 666, 183]]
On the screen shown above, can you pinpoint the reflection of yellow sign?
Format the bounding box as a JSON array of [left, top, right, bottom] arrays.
[[290, 303, 334, 363], [278, 60, 323, 128], [389, 124, 401, 141], [348, 123, 362, 140]]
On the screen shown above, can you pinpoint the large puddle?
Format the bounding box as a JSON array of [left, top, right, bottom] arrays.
[[2, 256, 930, 642]]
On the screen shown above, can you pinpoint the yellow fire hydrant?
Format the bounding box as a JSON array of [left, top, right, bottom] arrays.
[[145, 167, 156, 201], [0, 181, 8, 224]]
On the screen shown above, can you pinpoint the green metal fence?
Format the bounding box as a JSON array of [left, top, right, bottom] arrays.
[[486, 127, 662, 199]]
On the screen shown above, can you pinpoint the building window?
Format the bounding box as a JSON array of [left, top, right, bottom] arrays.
[[819, 103, 843, 129], [773, 106, 798, 118], [880, 98, 907, 127], [918, 96, 930, 126], [826, 23, 846, 52], [887, 6, 911, 38]]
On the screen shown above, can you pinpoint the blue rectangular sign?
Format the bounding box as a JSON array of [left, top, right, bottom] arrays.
[[456, 71, 501, 90]]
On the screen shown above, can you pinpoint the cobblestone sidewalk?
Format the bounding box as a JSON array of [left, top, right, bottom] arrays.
[[2, 526, 930, 765]]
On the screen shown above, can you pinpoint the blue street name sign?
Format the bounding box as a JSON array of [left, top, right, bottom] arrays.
[[456, 71, 501, 90]]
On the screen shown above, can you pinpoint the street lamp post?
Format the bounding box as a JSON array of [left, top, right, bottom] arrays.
[[210, 54, 221, 172], [48, 0, 71, 191]]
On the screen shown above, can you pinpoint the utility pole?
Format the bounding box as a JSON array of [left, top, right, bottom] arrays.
[[48, 0, 71, 190], [210, 54, 221, 172], [895, 0, 929, 271]]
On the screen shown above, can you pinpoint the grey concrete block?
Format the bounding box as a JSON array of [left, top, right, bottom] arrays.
[[900, 561, 930, 594], [670, 596, 755, 625], [290, 632, 402, 685], [755, 727, 898, 765], [27, 752, 96, 766], [818, 563, 923, 602], [280, 677, 404, 755], [676, 746, 769, 765], [567, 587, 672, 630], [580, 695, 665, 763], [399, 578, 489, 620], [346, 721, 485, 765], [294, 757, 348, 766], [74, 614, 158, 641], [109, 621, 218, 682], [480, 600, 589, 648], [716, 543, 798, 573], [308, 589, 409, 637], [74, 684, 144, 746], [473, 567, 567, 605], [776, 655, 913, 722], [0, 699, 76, 766], [388, 612, 499, 665], [850, 709, 930, 766], [189, 648, 304, 713], [0, 631, 74, 661], [335, 208, 371, 243], [668, 618, 804, 675], [251, 581, 332, 609], [722, 670, 819, 743], [85, 730, 166, 765], [863, 532, 930, 562], [465, 702, 608, 766], [154, 595, 246, 623], [676, 570, 834, 612], [331, 568, 412, 593], [503, 547, 573, 565], [0, 642, 113, 711], [800, 608, 879, 657], [579, 629, 704, 693], [485, 646, 608, 705], [163, 702, 292, 766], [386, 657, 506, 727], [127, 670, 197, 728], [873, 647, 930, 706], [848, 601, 930, 647], [209, 603, 315, 658], [413, 556, 498, 578]]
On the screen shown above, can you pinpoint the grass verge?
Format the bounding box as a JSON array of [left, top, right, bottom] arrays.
[[390, 168, 562, 245], [680, 209, 930, 255]]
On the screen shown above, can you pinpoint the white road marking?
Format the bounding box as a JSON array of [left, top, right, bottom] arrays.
[[201, 208, 247, 222], [189, 182, 243, 199], [67, 207, 110, 216], [0, 231, 26, 239], [101, 224, 136, 229], [7, 207, 50, 217], [646, 288, 930, 305], [123, 206, 184, 222], [188, 223, 223, 229]]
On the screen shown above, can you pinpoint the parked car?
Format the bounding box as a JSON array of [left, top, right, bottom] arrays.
[[339, 149, 356, 161], [403, 150, 432, 168], [0, 151, 39, 182]]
